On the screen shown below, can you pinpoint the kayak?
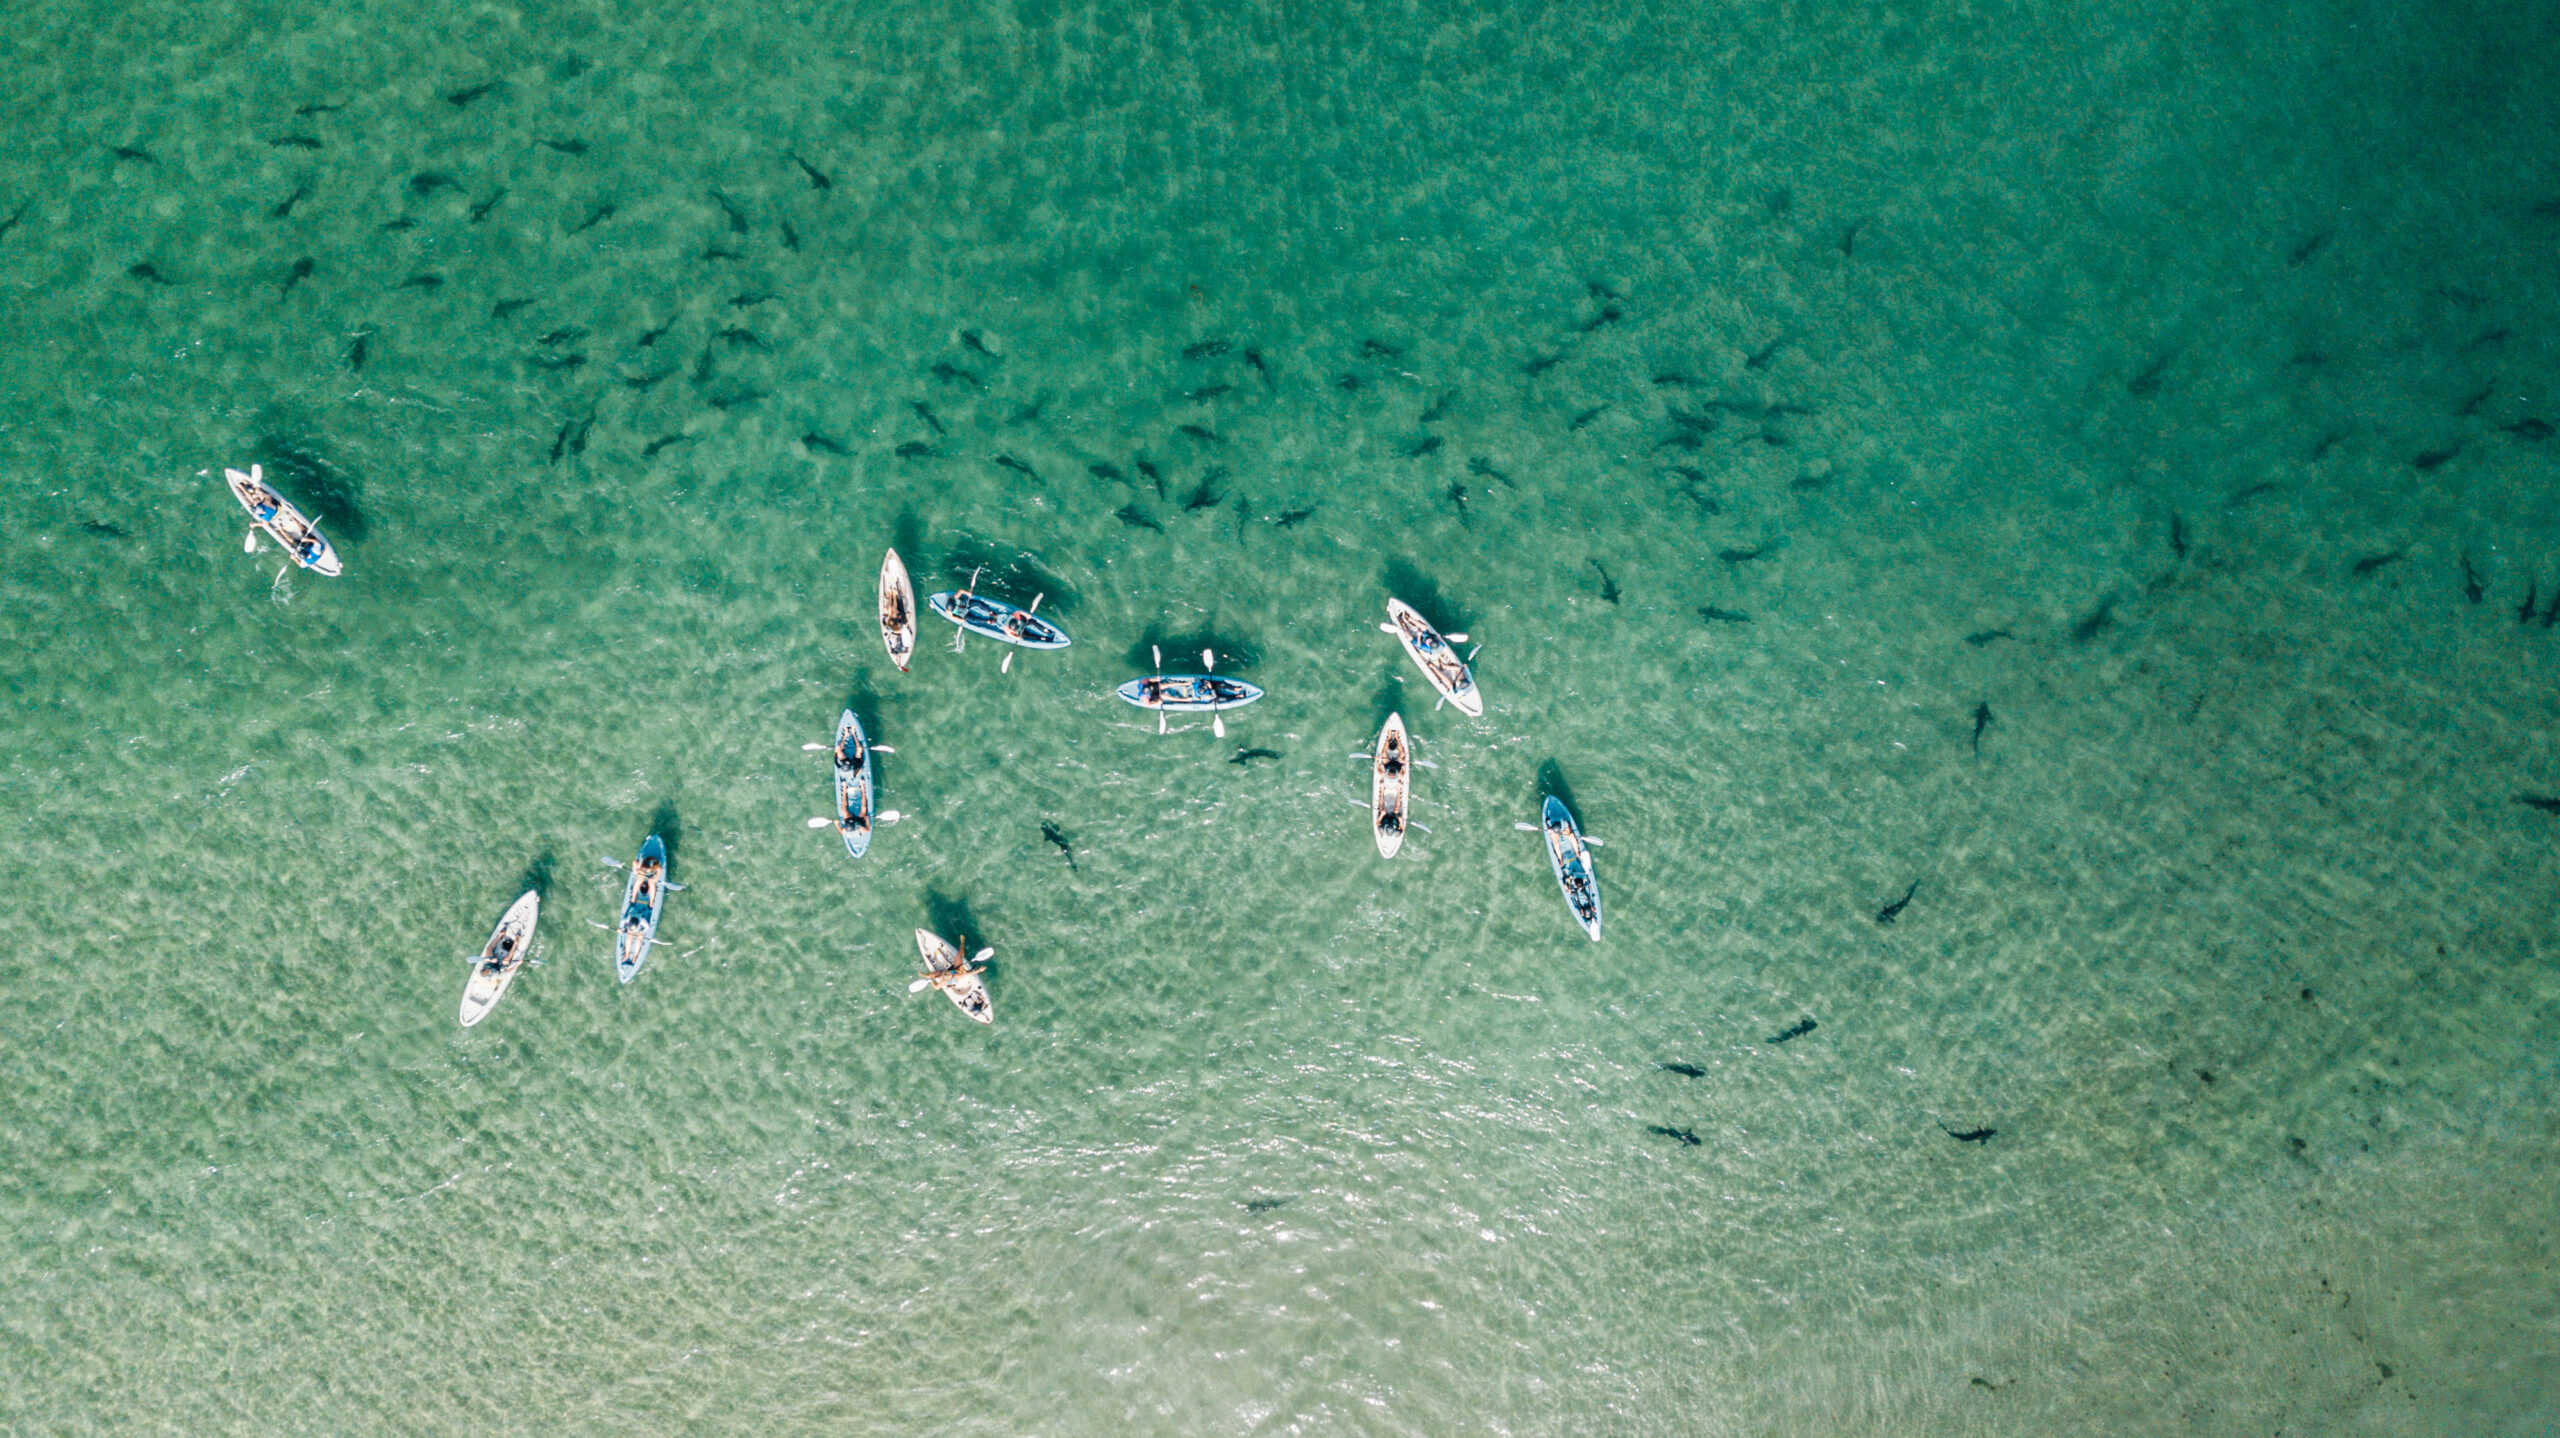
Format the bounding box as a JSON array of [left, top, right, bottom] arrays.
[[1112, 674, 1264, 712], [1536, 796, 1602, 941], [1383, 598, 1477, 716], [830, 708, 876, 859], [928, 589, 1070, 649], [879, 549, 917, 672], [459, 889, 541, 1027], [1371, 712, 1410, 859], [912, 928, 994, 1024], [224, 464, 342, 577], [613, 835, 675, 983]]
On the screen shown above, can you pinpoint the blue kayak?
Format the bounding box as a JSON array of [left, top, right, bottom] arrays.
[[1112, 674, 1264, 712], [928, 590, 1071, 649], [1537, 796, 1602, 941], [830, 708, 876, 859], [615, 835, 675, 982]]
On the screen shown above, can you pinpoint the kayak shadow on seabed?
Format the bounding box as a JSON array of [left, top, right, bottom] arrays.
[[1535, 759, 1586, 822], [839, 671, 885, 747], [646, 799, 683, 868], [516, 849, 556, 901], [937, 537, 1082, 616], [1380, 556, 1474, 637], [924, 888, 987, 955], [254, 433, 371, 544]]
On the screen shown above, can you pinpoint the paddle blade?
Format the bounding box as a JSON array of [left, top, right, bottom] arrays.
[[1157, 709, 1167, 735], [870, 745, 894, 754], [1001, 651, 1013, 673], [1584, 837, 1605, 848], [1202, 648, 1216, 671], [1464, 645, 1481, 662], [1152, 645, 1162, 668], [1515, 822, 1540, 831], [243, 531, 259, 552], [1029, 592, 1044, 613], [1212, 715, 1226, 739], [802, 742, 828, 751], [974, 947, 995, 965], [909, 977, 933, 993], [807, 816, 835, 829], [1377, 623, 1398, 635], [1447, 632, 1469, 644], [879, 810, 902, 823]]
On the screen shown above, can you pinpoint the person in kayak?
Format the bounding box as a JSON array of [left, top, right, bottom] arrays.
[[1559, 857, 1596, 915]]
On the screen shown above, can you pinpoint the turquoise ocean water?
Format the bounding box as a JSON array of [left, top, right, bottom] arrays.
[[3, 0, 2558, 1431]]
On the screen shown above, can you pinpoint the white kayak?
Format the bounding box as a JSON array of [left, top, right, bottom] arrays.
[[1536, 796, 1602, 941], [1383, 598, 1477, 716], [879, 548, 917, 672], [613, 835, 677, 983], [911, 928, 994, 1024], [1120, 646, 1256, 736], [829, 708, 877, 858], [928, 587, 1070, 649], [1113, 673, 1264, 712], [459, 889, 541, 1027], [1371, 712, 1411, 859], [225, 463, 342, 577]]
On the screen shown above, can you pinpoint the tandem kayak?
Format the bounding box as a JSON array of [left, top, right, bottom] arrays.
[[911, 928, 994, 1024], [1119, 645, 1257, 736], [829, 708, 877, 859], [1382, 599, 1477, 716], [1371, 712, 1411, 859], [1112, 673, 1264, 712], [927, 588, 1070, 649], [613, 835, 677, 983], [1535, 795, 1602, 941], [224, 464, 342, 577]]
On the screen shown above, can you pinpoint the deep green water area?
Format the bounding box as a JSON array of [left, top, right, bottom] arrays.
[[2, 0, 2557, 1432]]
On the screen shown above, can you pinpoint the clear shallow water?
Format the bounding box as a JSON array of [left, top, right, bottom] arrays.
[[3, 0, 2559, 1432]]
